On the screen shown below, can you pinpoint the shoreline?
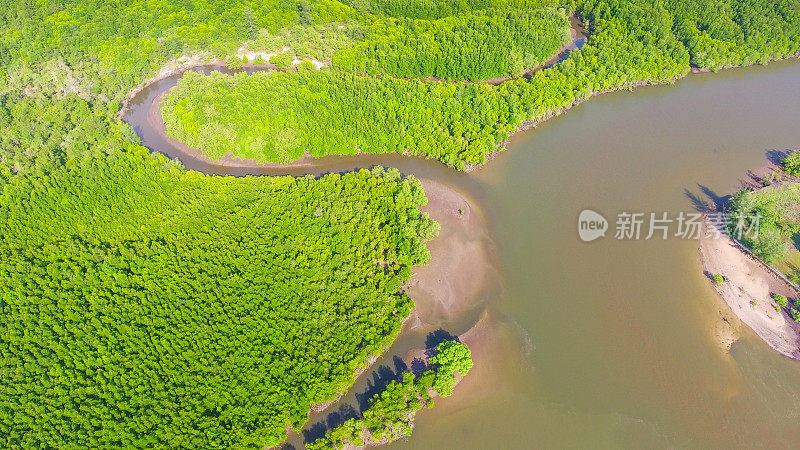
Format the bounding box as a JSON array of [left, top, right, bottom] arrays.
[[284, 177, 500, 448], [405, 178, 500, 326], [114, 30, 800, 447], [689, 51, 800, 74], [302, 311, 499, 449], [471, 53, 800, 171], [699, 219, 800, 360], [130, 65, 672, 174]]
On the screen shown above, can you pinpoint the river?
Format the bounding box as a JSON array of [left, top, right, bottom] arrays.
[[125, 59, 800, 448]]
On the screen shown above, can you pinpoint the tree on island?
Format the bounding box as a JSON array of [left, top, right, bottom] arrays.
[[305, 339, 472, 449], [429, 340, 473, 398]]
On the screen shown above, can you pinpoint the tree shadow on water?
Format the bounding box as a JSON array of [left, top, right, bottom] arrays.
[[301, 403, 361, 443], [766, 149, 791, 165], [424, 329, 459, 357], [684, 184, 730, 212], [297, 329, 460, 446], [354, 356, 408, 412], [410, 357, 429, 375], [298, 356, 407, 443]]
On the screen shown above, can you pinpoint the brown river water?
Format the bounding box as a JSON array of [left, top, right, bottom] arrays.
[[125, 59, 800, 448]]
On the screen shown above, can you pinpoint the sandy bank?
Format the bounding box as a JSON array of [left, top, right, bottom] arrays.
[[284, 179, 502, 448], [699, 220, 800, 359], [406, 178, 500, 326]]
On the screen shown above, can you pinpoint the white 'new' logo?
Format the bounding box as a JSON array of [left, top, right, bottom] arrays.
[[578, 209, 608, 242]]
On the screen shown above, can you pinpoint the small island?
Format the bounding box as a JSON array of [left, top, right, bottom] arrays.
[[306, 339, 473, 449], [701, 151, 800, 359]]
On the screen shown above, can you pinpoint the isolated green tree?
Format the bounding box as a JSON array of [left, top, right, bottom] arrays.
[[225, 54, 244, 69], [429, 340, 473, 397]]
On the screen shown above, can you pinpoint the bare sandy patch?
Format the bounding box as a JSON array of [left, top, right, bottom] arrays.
[[406, 178, 501, 326], [699, 221, 800, 359]]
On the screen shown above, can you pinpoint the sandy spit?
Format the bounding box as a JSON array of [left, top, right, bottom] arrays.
[[699, 220, 800, 360], [405, 178, 500, 325], [301, 177, 500, 420]]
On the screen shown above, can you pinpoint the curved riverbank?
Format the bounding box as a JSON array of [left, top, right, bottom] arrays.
[[126, 52, 800, 175], [124, 65, 664, 175], [405, 178, 500, 326], [124, 64, 469, 177], [118, 15, 588, 122], [280, 177, 502, 448], [124, 64, 503, 447]]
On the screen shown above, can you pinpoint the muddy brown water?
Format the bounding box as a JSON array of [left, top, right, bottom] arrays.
[[125, 59, 800, 448]]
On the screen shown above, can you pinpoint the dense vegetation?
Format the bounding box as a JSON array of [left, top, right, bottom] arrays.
[[362, 0, 558, 20], [306, 340, 473, 449], [0, 1, 450, 446], [726, 182, 800, 266], [161, 0, 689, 168], [2, 0, 313, 102], [0, 41, 440, 446], [3, 0, 797, 106], [2, 0, 800, 446], [331, 9, 571, 80], [161, 70, 522, 168], [665, 0, 800, 70], [251, 22, 364, 61], [0, 106, 438, 446], [248, 0, 570, 81]]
